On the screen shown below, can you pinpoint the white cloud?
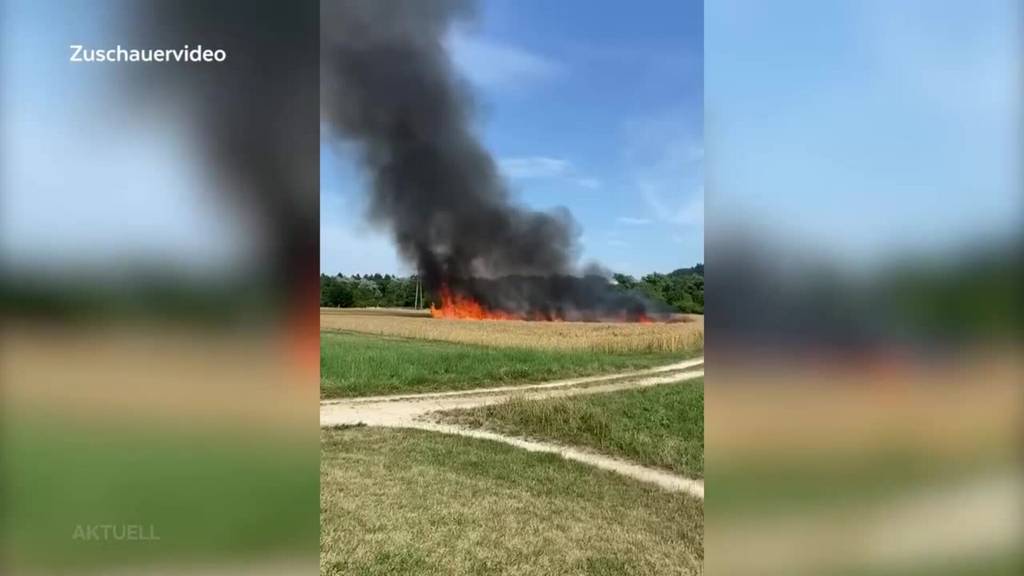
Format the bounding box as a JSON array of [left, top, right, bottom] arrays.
[[641, 186, 703, 227], [498, 156, 570, 179], [617, 216, 652, 226], [498, 156, 602, 191], [446, 28, 560, 90], [624, 112, 703, 231], [676, 193, 704, 226], [573, 177, 603, 190]]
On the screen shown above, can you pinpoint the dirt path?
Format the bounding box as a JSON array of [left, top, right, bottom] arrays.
[[320, 359, 705, 498]]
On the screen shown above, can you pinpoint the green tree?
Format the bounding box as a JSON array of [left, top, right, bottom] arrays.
[[320, 275, 354, 308]]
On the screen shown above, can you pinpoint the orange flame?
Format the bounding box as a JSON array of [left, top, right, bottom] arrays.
[[429, 285, 657, 323], [429, 285, 523, 320]]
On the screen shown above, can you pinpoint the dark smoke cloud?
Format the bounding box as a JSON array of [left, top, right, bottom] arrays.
[[321, 0, 665, 320], [131, 0, 320, 305]]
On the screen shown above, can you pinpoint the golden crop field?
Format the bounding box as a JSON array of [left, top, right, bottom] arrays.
[[320, 308, 703, 353]]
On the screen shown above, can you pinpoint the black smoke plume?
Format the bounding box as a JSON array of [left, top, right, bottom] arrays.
[[321, 0, 666, 320], [132, 0, 320, 313]]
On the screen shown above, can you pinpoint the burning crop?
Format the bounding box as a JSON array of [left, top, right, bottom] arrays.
[[426, 276, 667, 323], [429, 286, 524, 321], [429, 284, 656, 323], [321, 0, 671, 322]]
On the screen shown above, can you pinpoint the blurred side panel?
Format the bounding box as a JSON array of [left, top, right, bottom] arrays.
[[1, 1, 319, 574], [706, 1, 1021, 575]]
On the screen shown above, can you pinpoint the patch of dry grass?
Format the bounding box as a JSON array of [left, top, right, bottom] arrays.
[[320, 308, 703, 353], [321, 427, 703, 576]]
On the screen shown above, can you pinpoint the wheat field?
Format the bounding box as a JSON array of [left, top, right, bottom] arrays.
[[320, 308, 703, 353]]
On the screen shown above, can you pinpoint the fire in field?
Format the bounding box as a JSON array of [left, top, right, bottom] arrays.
[[321, 0, 670, 323], [429, 281, 657, 323]]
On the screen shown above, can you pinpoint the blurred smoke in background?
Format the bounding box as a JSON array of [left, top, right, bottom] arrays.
[[1, 1, 318, 574], [706, 1, 1021, 574]]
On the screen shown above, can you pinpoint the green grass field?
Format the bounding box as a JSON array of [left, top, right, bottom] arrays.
[[320, 331, 690, 398], [3, 411, 317, 572], [438, 379, 704, 478], [320, 426, 703, 576]]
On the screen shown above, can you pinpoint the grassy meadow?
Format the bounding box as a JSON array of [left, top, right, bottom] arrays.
[[4, 411, 317, 572], [320, 426, 703, 576], [438, 379, 705, 478], [319, 308, 705, 574], [321, 331, 690, 398], [321, 307, 703, 353]]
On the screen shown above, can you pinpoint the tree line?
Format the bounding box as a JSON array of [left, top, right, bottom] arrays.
[[320, 264, 704, 314], [613, 264, 703, 314]]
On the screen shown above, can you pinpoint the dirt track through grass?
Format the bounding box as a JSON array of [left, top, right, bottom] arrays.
[[438, 379, 705, 478], [320, 359, 704, 496]]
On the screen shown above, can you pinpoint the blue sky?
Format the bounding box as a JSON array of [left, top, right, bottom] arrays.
[[6, 1, 1016, 278], [320, 0, 704, 277], [707, 0, 1020, 265]]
